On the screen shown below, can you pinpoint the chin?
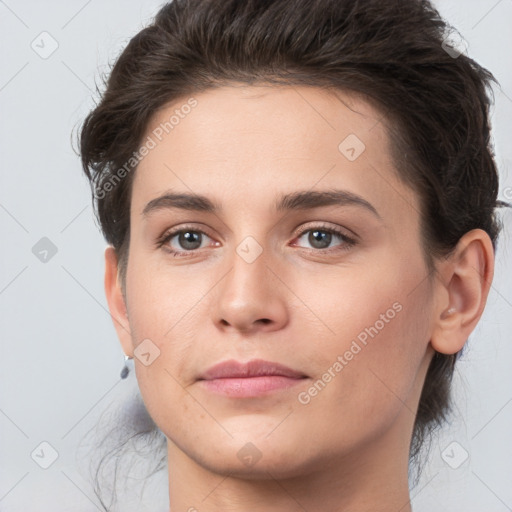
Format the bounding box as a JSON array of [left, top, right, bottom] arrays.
[[190, 436, 321, 481]]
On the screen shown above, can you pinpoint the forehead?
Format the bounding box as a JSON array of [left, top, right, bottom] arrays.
[[141, 84, 386, 162], [132, 84, 419, 222]]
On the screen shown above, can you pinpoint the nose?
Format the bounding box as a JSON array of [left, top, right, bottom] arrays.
[[212, 243, 289, 335]]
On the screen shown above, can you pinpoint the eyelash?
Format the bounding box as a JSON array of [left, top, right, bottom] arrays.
[[155, 223, 357, 258]]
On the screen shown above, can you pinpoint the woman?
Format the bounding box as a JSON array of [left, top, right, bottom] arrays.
[[79, 0, 508, 510]]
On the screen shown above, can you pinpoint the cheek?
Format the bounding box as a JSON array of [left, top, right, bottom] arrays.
[[124, 248, 200, 342], [290, 246, 430, 358], [291, 252, 433, 436], [123, 254, 194, 416]]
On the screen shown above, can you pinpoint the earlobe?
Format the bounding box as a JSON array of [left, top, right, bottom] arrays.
[[104, 246, 133, 357], [430, 229, 494, 355]]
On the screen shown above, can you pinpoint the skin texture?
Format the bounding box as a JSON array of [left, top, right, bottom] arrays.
[[104, 85, 494, 511]]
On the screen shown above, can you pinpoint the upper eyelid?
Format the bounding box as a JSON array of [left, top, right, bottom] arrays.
[[294, 222, 356, 239], [162, 223, 215, 240], [161, 223, 355, 247], [163, 222, 350, 237]]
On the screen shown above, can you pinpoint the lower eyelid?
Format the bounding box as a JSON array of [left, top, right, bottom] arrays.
[[160, 226, 355, 254], [293, 229, 354, 248], [166, 231, 213, 250]]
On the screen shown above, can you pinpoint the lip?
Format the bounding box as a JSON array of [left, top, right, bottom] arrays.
[[197, 359, 308, 398], [199, 358, 307, 380]]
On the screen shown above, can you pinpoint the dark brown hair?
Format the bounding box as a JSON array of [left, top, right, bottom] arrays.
[[79, 0, 507, 498]]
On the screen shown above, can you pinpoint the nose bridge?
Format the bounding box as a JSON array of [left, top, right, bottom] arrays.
[[221, 202, 272, 290], [224, 234, 272, 305], [212, 232, 288, 333]]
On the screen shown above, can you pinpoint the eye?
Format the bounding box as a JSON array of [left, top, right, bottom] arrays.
[[156, 223, 357, 258], [156, 226, 217, 257], [292, 225, 356, 252]]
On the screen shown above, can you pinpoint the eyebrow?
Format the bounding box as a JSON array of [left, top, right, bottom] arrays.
[[142, 189, 381, 219]]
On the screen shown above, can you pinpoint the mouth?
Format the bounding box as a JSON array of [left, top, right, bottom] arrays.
[[197, 358, 308, 398]]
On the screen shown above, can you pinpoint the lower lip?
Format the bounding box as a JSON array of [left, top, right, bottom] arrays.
[[198, 376, 306, 397]]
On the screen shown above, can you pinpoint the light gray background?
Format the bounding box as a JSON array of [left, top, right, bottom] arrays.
[[0, 1, 511, 510]]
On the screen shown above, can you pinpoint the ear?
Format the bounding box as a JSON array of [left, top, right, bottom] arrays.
[[431, 229, 494, 355], [104, 246, 133, 357]]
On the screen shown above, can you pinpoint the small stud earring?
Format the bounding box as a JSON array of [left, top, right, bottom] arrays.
[[120, 355, 133, 379]]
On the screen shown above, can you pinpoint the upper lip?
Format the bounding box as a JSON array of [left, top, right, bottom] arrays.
[[198, 359, 307, 380]]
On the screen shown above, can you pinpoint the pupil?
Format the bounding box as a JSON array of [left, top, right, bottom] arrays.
[[180, 231, 201, 250], [309, 230, 331, 249]]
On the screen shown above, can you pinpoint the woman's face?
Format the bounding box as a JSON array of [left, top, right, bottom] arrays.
[[113, 85, 437, 478]]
